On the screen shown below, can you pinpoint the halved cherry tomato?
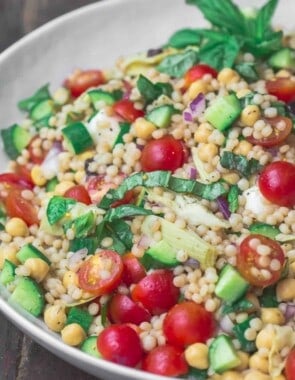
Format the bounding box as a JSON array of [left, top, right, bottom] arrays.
[[15, 165, 33, 184], [140, 135, 186, 172], [111, 190, 135, 208], [122, 253, 146, 286], [266, 78, 295, 103], [27, 136, 47, 164], [5, 188, 39, 226], [78, 250, 123, 295], [184, 64, 218, 89], [163, 301, 215, 347], [0, 173, 33, 190], [131, 269, 180, 315], [246, 116, 292, 147], [108, 294, 151, 325], [142, 345, 188, 377], [237, 234, 285, 287], [65, 69, 105, 98], [258, 161, 295, 207], [285, 347, 295, 380], [97, 324, 143, 367], [113, 99, 144, 123], [64, 185, 91, 205]]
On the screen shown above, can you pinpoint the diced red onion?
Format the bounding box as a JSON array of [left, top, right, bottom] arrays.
[[41, 142, 63, 176], [183, 110, 193, 122], [137, 234, 153, 249], [285, 303, 295, 320], [68, 248, 88, 271], [217, 196, 231, 220], [188, 166, 198, 180], [184, 258, 200, 269], [219, 315, 234, 334], [183, 93, 206, 122]]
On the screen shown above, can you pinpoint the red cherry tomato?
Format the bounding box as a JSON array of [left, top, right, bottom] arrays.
[[110, 190, 135, 208], [5, 188, 39, 226], [266, 78, 295, 103], [258, 161, 295, 207], [64, 185, 91, 205], [142, 345, 188, 377], [122, 253, 146, 286], [97, 324, 143, 367], [131, 269, 180, 315], [65, 69, 105, 98], [184, 64, 218, 89], [113, 99, 144, 123], [163, 301, 215, 347], [237, 234, 285, 287], [27, 136, 47, 164], [108, 294, 151, 325], [78, 250, 123, 296], [140, 136, 186, 172], [285, 348, 295, 380], [86, 176, 117, 204], [15, 165, 33, 184], [0, 173, 33, 190], [246, 116, 292, 147]]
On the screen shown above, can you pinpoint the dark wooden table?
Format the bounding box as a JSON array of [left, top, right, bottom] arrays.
[[0, 2, 104, 379]]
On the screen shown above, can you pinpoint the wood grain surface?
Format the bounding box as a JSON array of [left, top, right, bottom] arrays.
[[0, 2, 104, 379]]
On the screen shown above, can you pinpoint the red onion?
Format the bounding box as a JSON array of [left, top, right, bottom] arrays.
[[285, 303, 295, 320], [217, 196, 231, 220], [137, 234, 153, 249], [183, 93, 206, 122], [68, 248, 88, 271], [184, 258, 200, 268], [219, 315, 234, 334], [188, 166, 198, 180]]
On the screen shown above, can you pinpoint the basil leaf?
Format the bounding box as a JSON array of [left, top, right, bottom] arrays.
[[0, 223, 4, 231], [232, 317, 257, 353], [220, 151, 263, 177], [222, 298, 253, 315], [69, 236, 99, 255], [255, 0, 278, 40], [46, 196, 76, 225], [136, 75, 172, 105], [155, 82, 173, 98], [18, 84, 51, 112], [104, 205, 153, 222], [108, 220, 133, 251], [227, 185, 240, 213], [168, 28, 201, 48], [71, 211, 96, 238], [157, 50, 198, 78], [243, 30, 283, 57], [96, 221, 128, 255], [234, 62, 259, 82], [259, 285, 279, 307]]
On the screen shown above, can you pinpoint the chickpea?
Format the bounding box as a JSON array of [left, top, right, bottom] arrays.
[[256, 327, 276, 350], [194, 123, 213, 143], [217, 68, 240, 84], [222, 172, 240, 185], [233, 140, 253, 156], [273, 376, 286, 380], [0, 245, 19, 269], [63, 270, 79, 288], [235, 350, 249, 371], [198, 143, 218, 162], [74, 170, 85, 184], [24, 258, 50, 283], [31, 165, 47, 186], [236, 88, 251, 99], [61, 323, 86, 346], [133, 117, 156, 139], [188, 80, 209, 99], [276, 279, 295, 301], [184, 343, 209, 369], [276, 69, 291, 78], [44, 304, 67, 332], [220, 371, 243, 380], [260, 307, 285, 325], [244, 370, 271, 380], [5, 217, 29, 237], [240, 105, 261, 127], [54, 181, 75, 195], [249, 352, 269, 373]]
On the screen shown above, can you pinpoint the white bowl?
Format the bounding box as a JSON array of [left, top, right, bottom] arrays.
[[0, 0, 293, 379]]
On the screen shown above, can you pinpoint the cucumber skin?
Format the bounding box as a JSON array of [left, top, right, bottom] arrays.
[[209, 334, 241, 373], [1, 124, 31, 160], [0, 259, 16, 285], [17, 243, 51, 265], [249, 222, 280, 239], [88, 89, 116, 107], [146, 105, 176, 128], [80, 336, 101, 358], [62, 122, 94, 154]]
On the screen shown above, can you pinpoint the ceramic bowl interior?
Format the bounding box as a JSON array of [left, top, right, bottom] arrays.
[[0, 0, 293, 379]]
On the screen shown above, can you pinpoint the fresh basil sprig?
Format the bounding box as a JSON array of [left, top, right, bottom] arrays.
[[157, 49, 199, 78], [136, 75, 173, 105]]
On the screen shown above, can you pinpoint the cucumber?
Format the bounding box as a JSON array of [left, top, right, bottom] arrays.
[[16, 243, 51, 265], [249, 222, 280, 239], [46, 177, 59, 192], [145, 240, 179, 266], [0, 259, 16, 285], [80, 336, 101, 358], [215, 264, 249, 304], [30, 99, 54, 121], [268, 48, 295, 70], [204, 94, 241, 131], [88, 89, 116, 108], [209, 334, 241, 373], [146, 104, 176, 128], [62, 122, 94, 154], [66, 307, 93, 332], [9, 277, 45, 317], [1, 124, 31, 160], [112, 122, 131, 147]]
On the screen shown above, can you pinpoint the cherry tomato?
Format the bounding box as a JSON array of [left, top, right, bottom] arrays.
[[184, 64, 218, 89], [65, 69, 105, 98], [111, 190, 135, 208], [64, 185, 91, 205], [131, 269, 180, 315], [285, 347, 295, 380], [246, 116, 292, 147], [86, 175, 117, 204], [97, 324, 143, 367], [163, 301, 215, 347], [237, 234, 285, 287], [113, 99, 144, 123], [78, 250, 123, 295], [266, 78, 295, 103], [142, 345, 188, 377], [0, 173, 33, 190], [5, 188, 39, 226], [258, 161, 295, 207], [15, 165, 33, 184], [140, 136, 186, 172], [108, 294, 151, 325], [122, 253, 146, 286], [27, 136, 47, 164]]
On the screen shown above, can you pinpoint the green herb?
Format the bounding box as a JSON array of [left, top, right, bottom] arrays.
[[107, 219, 133, 251], [69, 236, 99, 255], [111, 89, 123, 101], [227, 185, 240, 213], [233, 316, 257, 353], [104, 205, 153, 222], [0, 223, 4, 231], [64, 211, 95, 238], [222, 298, 253, 315], [18, 84, 51, 112], [100, 302, 109, 327], [259, 285, 279, 307], [167, 28, 202, 48], [220, 151, 263, 177], [249, 222, 280, 239], [157, 49, 198, 77], [96, 221, 132, 255], [136, 75, 172, 105], [33, 115, 52, 130], [46, 196, 76, 225], [66, 307, 93, 333], [234, 62, 259, 82], [181, 367, 208, 380]]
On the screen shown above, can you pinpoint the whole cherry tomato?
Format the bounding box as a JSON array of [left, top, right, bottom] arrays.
[[122, 253, 146, 286], [142, 345, 188, 377], [5, 188, 39, 226], [163, 301, 215, 347], [237, 234, 285, 287], [266, 78, 295, 103], [131, 269, 179, 315], [65, 69, 105, 98], [113, 99, 144, 123], [285, 347, 295, 380], [64, 185, 91, 205], [97, 324, 143, 367], [258, 161, 295, 207], [184, 64, 218, 89]]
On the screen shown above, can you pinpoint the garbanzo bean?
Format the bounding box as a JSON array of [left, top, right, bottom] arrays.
[[61, 323, 86, 346], [133, 117, 156, 139], [220, 371, 243, 380], [234, 140, 253, 156], [188, 79, 209, 99], [194, 123, 213, 143], [198, 143, 218, 162], [217, 68, 240, 84], [54, 181, 75, 195], [31, 165, 47, 186], [260, 307, 285, 325], [256, 327, 276, 350], [62, 270, 79, 288], [0, 245, 19, 269], [240, 105, 261, 127], [44, 304, 67, 332], [249, 352, 269, 373], [184, 343, 209, 369], [235, 351, 249, 371], [276, 278, 295, 301], [24, 258, 50, 283], [5, 217, 29, 237]]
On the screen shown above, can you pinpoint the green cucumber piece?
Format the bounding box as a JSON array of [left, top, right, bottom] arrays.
[[0, 259, 17, 285], [30, 99, 54, 121], [146, 104, 176, 128], [215, 264, 249, 304], [209, 334, 241, 373], [145, 240, 179, 266], [88, 89, 116, 107], [112, 122, 131, 147], [46, 177, 59, 192], [62, 122, 94, 154], [1, 124, 31, 160], [10, 277, 45, 317], [249, 222, 280, 239], [16, 243, 51, 265], [66, 307, 93, 332], [204, 94, 241, 131], [80, 336, 101, 358], [268, 48, 295, 70]]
